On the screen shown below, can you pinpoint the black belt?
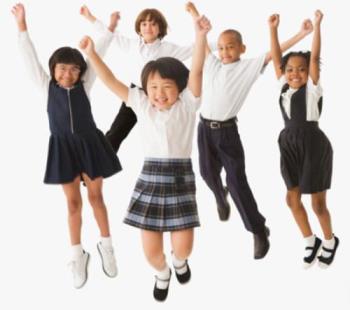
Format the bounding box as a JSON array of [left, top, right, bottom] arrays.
[[284, 121, 319, 129], [200, 116, 237, 129]]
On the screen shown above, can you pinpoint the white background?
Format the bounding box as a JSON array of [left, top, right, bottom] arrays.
[[1, 0, 349, 309]]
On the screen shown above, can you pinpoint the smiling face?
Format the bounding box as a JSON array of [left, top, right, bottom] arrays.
[[217, 32, 245, 64], [54, 63, 81, 88], [284, 56, 309, 89], [139, 16, 160, 43], [146, 71, 179, 110]]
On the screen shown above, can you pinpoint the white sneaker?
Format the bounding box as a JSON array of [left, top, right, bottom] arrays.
[[97, 242, 118, 278], [69, 251, 90, 289]]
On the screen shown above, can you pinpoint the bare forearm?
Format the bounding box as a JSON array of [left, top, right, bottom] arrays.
[[269, 27, 283, 77], [311, 24, 321, 61], [17, 20, 27, 32], [88, 51, 128, 101], [280, 31, 305, 53]]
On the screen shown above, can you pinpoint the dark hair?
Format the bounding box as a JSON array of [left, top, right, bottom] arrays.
[[141, 57, 189, 94], [135, 8, 168, 39], [280, 51, 317, 73], [220, 29, 243, 44], [48, 47, 87, 82]]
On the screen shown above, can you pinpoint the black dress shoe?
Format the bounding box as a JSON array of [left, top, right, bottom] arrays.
[[303, 236, 322, 268], [174, 260, 191, 284], [318, 235, 339, 268], [253, 226, 270, 259], [153, 270, 171, 302], [217, 186, 231, 221]]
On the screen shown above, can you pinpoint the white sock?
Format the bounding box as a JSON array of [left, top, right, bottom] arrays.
[[322, 236, 335, 258], [100, 236, 113, 249], [71, 244, 84, 260], [172, 253, 188, 275], [155, 264, 171, 290], [304, 234, 316, 257]]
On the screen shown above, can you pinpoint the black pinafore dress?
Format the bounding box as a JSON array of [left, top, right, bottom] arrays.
[[278, 83, 333, 194], [44, 81, 121, 184]]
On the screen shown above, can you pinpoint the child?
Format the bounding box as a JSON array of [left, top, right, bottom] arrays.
[[186, 2, 313, 259], [81, 5, 211, 153], [12, 3, 121, 288], [269, 11, 339, 268], [80, 13, 210, 301]]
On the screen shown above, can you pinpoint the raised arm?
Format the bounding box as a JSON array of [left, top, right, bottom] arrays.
[[80, 36, 129, 102], [265, 17, 313, 66], [188, 15, 211, 97], [186, 2, 212, 56], [309, 10, 323, 84], [268, 14, 283, 79], [12, 3, 49, 93], [80, 5, 120, 33]]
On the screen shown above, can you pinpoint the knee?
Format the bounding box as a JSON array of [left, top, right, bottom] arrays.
[[312, 199, 327, 216], [144, 249, 165, 267], [88, 192, 104, 207], [67, 198, 82, 215], [285, 192, 300, 211], [172, 246, 192, 260]]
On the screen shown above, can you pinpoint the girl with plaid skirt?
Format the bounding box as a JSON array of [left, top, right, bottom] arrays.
[[80, 14, 211, 301], [269, 11, 339, 268]]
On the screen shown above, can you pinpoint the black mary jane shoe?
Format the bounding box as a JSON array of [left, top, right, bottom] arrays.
[[318, 236, 339, 268], [303, 236, 322, 268], [153, 270, 172, 302], [174, 260, 191, 284]]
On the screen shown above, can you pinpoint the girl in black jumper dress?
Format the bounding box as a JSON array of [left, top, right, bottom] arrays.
[[269, 11, 339, 268], [13, 3, 121, 288]]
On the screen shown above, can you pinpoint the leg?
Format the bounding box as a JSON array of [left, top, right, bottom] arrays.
[[62, 176, 83, 245], [62, 176, 90, 288], [218, 127, 265, 233], [311, 191, 333, 240], [141, 230, 166, 270], [286, 187, 313, 237], [141, 230, 171, 301], [171, 229, 193, 284], [197, 122, 230, 220], [82, 173, 110, 237], [105, 102, 137, 153], [170, 228, 194, 260]]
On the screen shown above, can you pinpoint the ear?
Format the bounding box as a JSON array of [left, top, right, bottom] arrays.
[[240, 44, 246, 54]]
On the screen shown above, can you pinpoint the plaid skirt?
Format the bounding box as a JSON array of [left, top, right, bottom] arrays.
[[124, 158, 200, 231]]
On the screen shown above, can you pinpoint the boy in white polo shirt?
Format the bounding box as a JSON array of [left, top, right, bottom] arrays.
[[186, 2, 313, 259]]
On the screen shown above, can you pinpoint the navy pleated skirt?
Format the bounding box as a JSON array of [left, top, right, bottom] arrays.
[[124, 158, 200, 231], [278, 123, 333, 194], [44, 129, 121, 184]]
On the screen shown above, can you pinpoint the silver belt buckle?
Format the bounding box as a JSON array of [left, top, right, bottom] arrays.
[[210, 121, 220, 129]]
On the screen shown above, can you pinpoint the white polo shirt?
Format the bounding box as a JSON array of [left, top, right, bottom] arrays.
[[280, 77, 323, 121], [94, 20, 194, 85], [126, 87, 200, 158], [200, 53, 266, 121]]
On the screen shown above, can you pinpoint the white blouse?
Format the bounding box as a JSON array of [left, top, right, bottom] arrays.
[[126, 87, 201, 158], [280, 77, 323, 121]]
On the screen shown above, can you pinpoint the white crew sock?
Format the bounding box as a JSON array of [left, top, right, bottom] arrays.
[[71, 244, 84, 260], [100, 236, 113, 249], [155, 264, 171, 290], [304, 234, 316, 257], [172, 253, 188, 275]]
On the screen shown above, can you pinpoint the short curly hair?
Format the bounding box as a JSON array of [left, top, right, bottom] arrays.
[[280, 51, 314, 73]]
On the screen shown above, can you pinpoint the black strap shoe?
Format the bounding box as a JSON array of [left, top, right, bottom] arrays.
[[303, 236, 322, 268], [318, 236, 339, 268], [217, 186, 231, 221], [254, 226, 270, 259], [153, 270, 171, 302], [173, 260, 191, 284]]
